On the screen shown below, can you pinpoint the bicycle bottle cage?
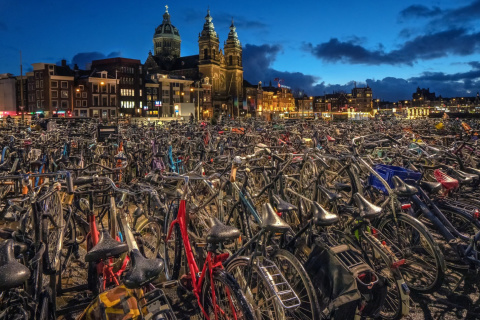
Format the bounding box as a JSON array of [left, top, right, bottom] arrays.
[[434, 169, 459, 190]]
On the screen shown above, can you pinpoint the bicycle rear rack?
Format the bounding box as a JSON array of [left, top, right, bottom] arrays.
[[319, 233, 365, 270], [439, 198, 479, 215], [256, 257, 301, 310]]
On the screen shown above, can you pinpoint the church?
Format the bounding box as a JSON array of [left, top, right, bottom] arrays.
[[144, 6, 243, 117]]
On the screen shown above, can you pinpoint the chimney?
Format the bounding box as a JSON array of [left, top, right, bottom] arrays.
[[61, 59, 67, 67]]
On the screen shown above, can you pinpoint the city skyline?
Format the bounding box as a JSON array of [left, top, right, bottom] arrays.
[[1, 0, 479, 101]]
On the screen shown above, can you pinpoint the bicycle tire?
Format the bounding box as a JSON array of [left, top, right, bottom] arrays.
[[359, 235, 405, 320], [203, 267, 260, 320], [225, 257, 285, 320], [41, 192, 64, 275], [270, 248, 322, 320], [136, 217, 163, 260], [164, 201, 182, 281], [377, 213, 445, 293]]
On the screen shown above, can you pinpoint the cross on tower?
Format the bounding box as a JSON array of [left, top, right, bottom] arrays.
[[165, 5, 168, 12]]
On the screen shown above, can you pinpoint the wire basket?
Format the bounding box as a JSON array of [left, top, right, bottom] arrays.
[[369, 164, 422, 193]]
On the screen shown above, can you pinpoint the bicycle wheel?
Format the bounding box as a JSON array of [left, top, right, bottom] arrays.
[[270, 249, 321, 320], [377, 213, 445, 293], [360, 239, 405, 320], [226, 257, 284, 320], [42, 191, 64, 275], [300, 158, 318, 202], [164, 202, 182, 281], [136, 218, 163, 260], [317, 159, 355, 206], [200, 268, 256, 320]]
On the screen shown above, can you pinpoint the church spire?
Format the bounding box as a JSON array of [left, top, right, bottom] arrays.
[[200, 8, 218, 38], [163, 5, 171, 23], [227, 18, 240, 46]]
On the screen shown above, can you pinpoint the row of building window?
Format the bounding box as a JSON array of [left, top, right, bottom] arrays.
[[121, 89, 135, 96], [120, 77, 134, 85], [121, 101, 136, 108]]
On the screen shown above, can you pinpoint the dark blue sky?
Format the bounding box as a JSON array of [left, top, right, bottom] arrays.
[[1, 0, 480, 101]]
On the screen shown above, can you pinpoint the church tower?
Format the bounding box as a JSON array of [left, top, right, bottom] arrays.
[[153, 5, 181, 59], [198, 9, 225, 95], [224, 19, 243, 108]]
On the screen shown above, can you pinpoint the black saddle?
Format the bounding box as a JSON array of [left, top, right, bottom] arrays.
[[334, 182, 352, 192], [392, 176, 418, 197], [206, 218, 240, 244], [84, 229, 129, 263], [261, 203, 290, 233], [123, 249, 164, 289], [448, 169, 478, 185], [318, 185, 342, 202], [420, 181, 442, 194], [272, 194, 297, 212], [0, 239, 30, 291], [353, 193, 382, 220], [311, 202, 339, 227]]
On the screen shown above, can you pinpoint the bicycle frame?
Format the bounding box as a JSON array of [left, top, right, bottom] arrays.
[[165, 176, 239, 320]]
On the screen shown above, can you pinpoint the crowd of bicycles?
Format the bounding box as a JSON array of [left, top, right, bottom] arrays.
[[0, 116, 480, 320]]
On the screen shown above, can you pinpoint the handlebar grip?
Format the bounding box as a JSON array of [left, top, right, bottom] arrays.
[[73, 177, 95, 186]]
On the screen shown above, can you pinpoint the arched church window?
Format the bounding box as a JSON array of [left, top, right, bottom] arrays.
[[229, 56, 233, 65]]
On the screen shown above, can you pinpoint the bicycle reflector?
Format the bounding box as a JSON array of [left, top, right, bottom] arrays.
[[474, 209, 480, 220], [391, 259, 406, 269], [401, 204, 411, 210], [434, 169, 459, 190]]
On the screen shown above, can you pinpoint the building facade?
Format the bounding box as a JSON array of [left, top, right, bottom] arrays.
[[91, 58, 142, 117], [0, 73, 17, 116], [144, 6, 243, 118], [29, 61, 75, 116]]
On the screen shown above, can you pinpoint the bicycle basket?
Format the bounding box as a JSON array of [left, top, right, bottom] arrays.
[[369, 164, 422, 193]]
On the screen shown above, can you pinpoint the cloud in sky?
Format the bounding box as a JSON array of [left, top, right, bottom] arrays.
[[304, 28, 480, 66], [243, 44, 480, 101], [398, 5, 443, 20], [63, 51, 122, 69]]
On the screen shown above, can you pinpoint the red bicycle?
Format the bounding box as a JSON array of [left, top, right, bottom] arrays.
[[164, 174, 255, 320]]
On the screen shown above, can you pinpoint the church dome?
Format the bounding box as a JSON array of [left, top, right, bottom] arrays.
[[154, 5, 180, 40]]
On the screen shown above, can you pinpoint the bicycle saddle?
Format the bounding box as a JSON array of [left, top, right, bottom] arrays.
[[392, 176, 418, 197], [311, 202, 339, 227], [124, 249, 164, 289], [334, 182, 352, 192], [272, 194, 297, 212], [0, 239, 30, 291], [84, 229, 129, 263], [420, 181, 442, 194], [206, 218, 240, 244], [261, 203, 290, 233], [318, 185, 342, 202], [447, 169, 478, 185], [353, 193, 382, 220]]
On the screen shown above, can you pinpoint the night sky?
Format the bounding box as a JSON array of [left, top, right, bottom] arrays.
[[1, 0, 479, 101]]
